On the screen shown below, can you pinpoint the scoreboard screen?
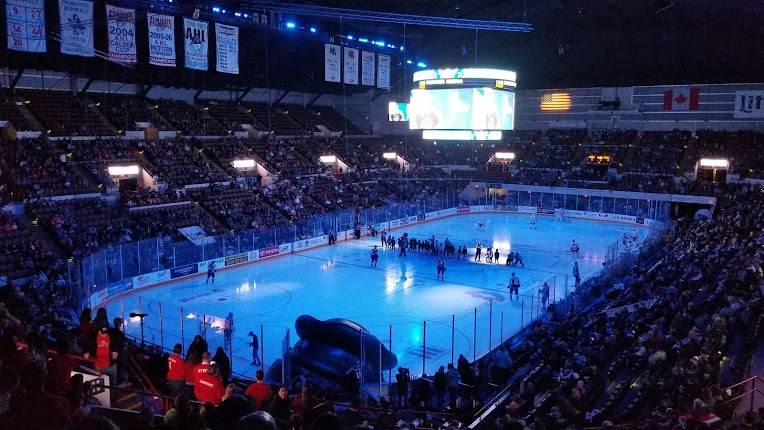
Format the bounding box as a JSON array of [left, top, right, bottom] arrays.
[[408, 87, 515, 130]]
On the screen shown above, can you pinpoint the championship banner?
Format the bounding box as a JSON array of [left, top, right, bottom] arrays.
[[734, 91, 764, 118], [59, 0, 94, 57], [183, 18, 208, 71], [6, 0, 46, 53], [377, 54, 391, 89], [324, 44, 341, 82], [214, 23, 239, 74], [105, 4, 136, 63], [343, 47, 359, 85], [361, 51, 375, 86], [147, 13, 176, 67]]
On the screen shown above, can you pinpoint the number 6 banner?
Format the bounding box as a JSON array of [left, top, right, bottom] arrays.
[[6, 0, 46, 53], [106, 4, 136, 63]]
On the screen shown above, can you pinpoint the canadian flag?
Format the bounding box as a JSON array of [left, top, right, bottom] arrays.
[[663, 86, 700, 111]]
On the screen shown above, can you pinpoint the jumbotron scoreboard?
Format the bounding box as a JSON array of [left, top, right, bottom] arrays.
[[406, 68, 517, 140]]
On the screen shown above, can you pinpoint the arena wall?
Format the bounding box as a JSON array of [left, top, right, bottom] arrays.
[[515, 82, 764, 131]]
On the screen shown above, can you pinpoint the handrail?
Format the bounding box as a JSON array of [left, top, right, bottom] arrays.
[[714, 388, 764, 408], [126, 347, 169, 412], [722, 375, 764, 391], [468, 383, 514, 429], [15, 340, 96, 366]]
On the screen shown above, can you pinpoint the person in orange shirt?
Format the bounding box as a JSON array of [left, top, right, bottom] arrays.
[[195, 363, 225, 405], [166, 344, 187, 397], [244, 370, 272, 409]]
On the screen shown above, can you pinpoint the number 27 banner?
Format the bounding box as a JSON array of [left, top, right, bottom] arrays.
[[6, 0, 46, 53]]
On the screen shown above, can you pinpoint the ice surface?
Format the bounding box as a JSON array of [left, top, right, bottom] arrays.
[[109, 213, 646, 378]]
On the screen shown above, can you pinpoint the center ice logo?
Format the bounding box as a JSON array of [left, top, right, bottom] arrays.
[[466, 291, 506, 302]]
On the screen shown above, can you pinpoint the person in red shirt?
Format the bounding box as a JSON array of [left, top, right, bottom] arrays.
[[192, 352, 212, 385], [185, 353, 201, 399], [244, 370, 272, 409], [166, 344, 187, 397], [94, 326, 111, 371], [194, 363, 225, 405]]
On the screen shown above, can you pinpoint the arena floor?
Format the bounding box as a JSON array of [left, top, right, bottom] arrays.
[[109, 213, 647, 378]]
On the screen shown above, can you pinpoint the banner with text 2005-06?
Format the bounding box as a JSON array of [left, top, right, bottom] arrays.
[[147, 13, 176, 67]]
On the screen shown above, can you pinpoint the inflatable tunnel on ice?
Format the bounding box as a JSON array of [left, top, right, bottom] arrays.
[[290, 315, 398, 381]]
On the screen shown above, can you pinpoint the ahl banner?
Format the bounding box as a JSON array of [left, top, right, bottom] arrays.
[[343, 47, 359, 85], [734, 91, 764, 119], [361, 51, 375, 86], [324, 44, 341, 82], [147, 13, 175, 67], [183, 18, 208, 70], [6, 0, 46, 53], [377, 54, 391, 89], [59, 0, 94, 57], [215, 23, 239, 74], [105, 4, 136, 63]]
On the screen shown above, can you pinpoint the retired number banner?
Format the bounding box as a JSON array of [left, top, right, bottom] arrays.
[[183, 18, 208, 71], [6, 0, 46, 53], [377, 54, 391, 89], [343, 47, 359, 85], [59, 0, 94, 57], [361, 51, 375, 86], [215, 23, 239, 74], [324, 44, 341, 82], [147, 13, 176, 67], [105, 4, 136, 63]]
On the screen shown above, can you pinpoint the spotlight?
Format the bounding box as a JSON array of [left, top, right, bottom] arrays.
[[286, 21, 296, 29], [310, 27, 317, 33]]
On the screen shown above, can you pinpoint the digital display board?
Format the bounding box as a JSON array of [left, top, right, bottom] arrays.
[[409, 87, 515, 130], [388, 102, 409, 122]]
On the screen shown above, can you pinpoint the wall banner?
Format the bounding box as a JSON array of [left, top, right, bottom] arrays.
[[6, 0, 46, 53], [59, 0, 94, 57], [105, 4, 136, 63], [183, 17, 208, 70], [147, 13, 176, 67]]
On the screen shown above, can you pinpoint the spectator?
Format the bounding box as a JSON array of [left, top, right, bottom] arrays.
[[245, 370, 272, 410]]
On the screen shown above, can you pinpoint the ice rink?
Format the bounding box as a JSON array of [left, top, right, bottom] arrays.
[[108, 213, 647, 378]]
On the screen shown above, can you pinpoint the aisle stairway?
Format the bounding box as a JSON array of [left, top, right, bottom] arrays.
[[16, 101, 44, 131]]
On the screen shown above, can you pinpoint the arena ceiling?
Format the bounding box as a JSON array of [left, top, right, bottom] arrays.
[[1, 0, 762, 94]]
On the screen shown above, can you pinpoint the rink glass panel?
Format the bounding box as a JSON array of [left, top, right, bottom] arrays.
[[80, 191, 671, 379]]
